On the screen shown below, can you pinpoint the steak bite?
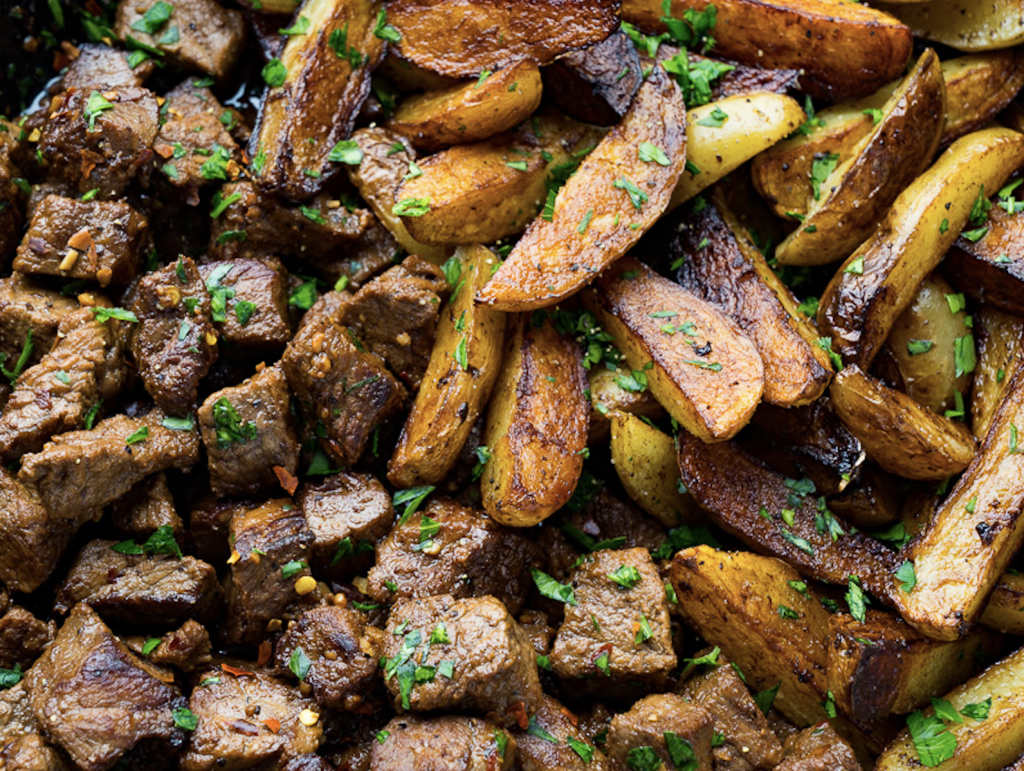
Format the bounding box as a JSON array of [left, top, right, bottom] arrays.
[[0, 732, 68, 770], [371, 715, 515, 771], [197, 259, 292, 350], [0, 146, 24, 266], [605, 693, 715, 771], [62, 43, 155, 91], [145, 619, 213, 672], [0, 466, 76, 593], [776, 723, 863, 771], [513, 695, 610, 771], [0, 606, 55, 671], [0, 273, 81, 369], [152, 104, 241, 196], [109, 472, 185, 539]]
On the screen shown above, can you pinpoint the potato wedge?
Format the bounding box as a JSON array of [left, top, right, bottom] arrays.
[[873, 0, 1024, 52], [676, 430, 899, 598], [895, 365, 1024, 640], [670, 545, 831, 726], [623, 0, 912, 101], [979, 571, 1024, 635], [827, 464, 902, 529], [829, 365, 976, 481], [817, 127, 1024, 369], [876, 645, 1024, 771], [388, 245, 506, 488], [946, 205, 1024, 317], [610, 411, 702, 527], [396, 112, 604, 247], [828, 610, 1001, 720], [943, 49, 1024, 144], [249, 0, 386, 200], [387, 61, 542, 152], [388, 0, 619, 77], [585, 258, 765, 443], [587, 366, 665, 443], [971, 307, 1024, 441], [475, 67, 687, 311], [773, 50, 946, 267], [480, 313, 588, 527], [673, 195, 832, 407]]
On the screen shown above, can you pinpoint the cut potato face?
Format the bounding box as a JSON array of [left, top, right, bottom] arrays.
[[971, 307, 1024, 442], [874, 0, 1024, 51], [946, 204, 1024, 318], [587, 366, 665, 444]]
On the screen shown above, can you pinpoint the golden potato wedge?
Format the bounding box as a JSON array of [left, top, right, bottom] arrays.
[[874, 0, 1024, 52], [895, 365, 1024, 640], [587, 365, 665, 443], [387, 61, 542, 152], [971, 307, 1024, 441], [480, 313, 588, 527], [946, 205, 1024, 317], [829, 365, 976, 481], [585, 257, 765, 443], [979, 571, 1024, 635], [623, 0, 913, 101], [249, 0, 386, 200], [388, 245, 506, 488], [827, 610, 1001, 720], [376, 53, 462, 93], [876, 645, 1024, 771], [673, 194, 832, 407], [475, 67, 687, 311], [676, 430, 898, 598], [817, 127, 1024, 369], [670, 545, 831, 727], [826, 464, 902, 530], [943, 49, 1024, 145], [396, 111, 605, 247], [388, 0, 619, 77], [773, 50, 946, 267], [610, 411, 702, 527]]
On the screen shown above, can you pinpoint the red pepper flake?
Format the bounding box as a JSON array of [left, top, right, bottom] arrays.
[[153, 143, 174, 160], [262, 718, 281, 734], [505, 701, 529, 731], [221, 663, 256, 677], [256, 639, 272, 667], [560, 706, 579, 726], [274, 465, 299, 496], [80, 148, 103, 180]]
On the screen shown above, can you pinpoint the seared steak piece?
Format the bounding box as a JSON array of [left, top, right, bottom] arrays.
[[543, 29, 642, 126], [0, 466, 76, 593], [0, 606, 55, 671], [0, 147, 24, 265], [109, 472, 184, 539], [187, 495, 251, 565], [0, 683, 39, 747], [371, 715, 515, 771], [0, 732, 68, 770], [152, 107, 240, 195], [62, 43, 155, 91], [776, 723, 863, 771], [146, 620, 212, 673], [514, 695, 610, 771], [606, 693, 714, 771], [0, 273, 80, 369], [197, 259, 292, 350]]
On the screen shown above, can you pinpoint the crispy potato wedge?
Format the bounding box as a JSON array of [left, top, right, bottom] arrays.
[[623, 0, 912, 101], [387, 61, 542, 152], [388, 245, 506, 487], [670, 545, 831, 726], [827, 464, 901, 529], [817, 127, 1024, 369], [610, 411, 702, 527], [895, 365, 1024, 640], [676, 431, 899, 598], [946, 205, 1024, 317], [476, 68, 687, 311], [828, 610, 1001, 720], [480, 313, 588, 527], [874, 0, 1024, 52], [376, 53, 462, 93], [829, 365, 976, 481], [980, 572, 1024, 635], [672, 195, 832, 407], [943, 49, 1024, 144], [249, 0, 385, 200], [773, 50, 946, 267], [587, 366, 665, 443], [876, 645, 1024, 771], [586, 258, 765, 443], [397, 112, 605, 247], [388, 0, 619, 77], [971, 307, 1024, 441]]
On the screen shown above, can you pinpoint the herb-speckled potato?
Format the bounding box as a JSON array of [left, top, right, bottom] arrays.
[[874, 0, 1024, 52], [946, 204, 1024, 317], [971, 307, 1024, 442]]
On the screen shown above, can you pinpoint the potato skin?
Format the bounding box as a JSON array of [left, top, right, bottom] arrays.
[[980, 571, 1024, 635], [946, 205, 1024, 317], [874, 0, 1024, 52], [971, 307, 1024, 442], [942, 49, 1024, 146]]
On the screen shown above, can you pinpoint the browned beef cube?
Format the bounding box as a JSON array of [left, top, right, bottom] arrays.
[[339, 256, 448, 388], [0, 308, 126, 461], [153, 111, 240, 193], [543, 29, 641, 126], [371, 715, 515, 771], [606, 693, 714, 771], [221, 498, 316, 647], [0, 732, 68, 770], [131, 256, 218, 416], [39, 86, 159, 198], [776, 723, 862, 771], [367, 499, 541, 614], [297, 289, 352, 334], [62, 43, 155, 90], [54, 539, 220, 629], [518, 610, 554, 657], [273, 606, 380, 711], [301, 217, 403, 290], [0, 682, 39, 747], [198, 365, 298, 498], [188, 495, 250, 565], [0, 119, 30, 170], [382, 594, 543, 715], [115, 0, 245, 80], [197, 259, 292, 349], [0, 273, 80, 369], [681, 664, 784, 771], [550, 548, 676, 692], [24, 603, 188, 771], [283, 755, 334, 771], [514, 695, 609, 771], [181, 668, 322, 771], [18, 410, 201, 523], [14, 195, 147, 286], [0, 467, 76, 593], [282, 316, 405, 467], [145, 619, 212, 672], [0, 150, 24, 265], [296, 471, 393, 574], [109, 472, 185, 539], [0, 606, 54, 671]]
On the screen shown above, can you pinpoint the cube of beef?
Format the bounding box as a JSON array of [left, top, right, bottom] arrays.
[[188, 495, 251, 565], [198, 365, 298, 498], [0, 118, 30, 170], [0, 606, 55, 671], [0, 308, 127, 460], [62, 43, 155, 91], [181, 667, 321, 771], [109, 472, 184, 539], [514, 695, 609, 771], [55, 539, 220, 629], [0, 467, 76, 593], [606, 693, 714, 771], [518, 610, 554, 657], [163, 78, 247, 144], [0, 732, 68, 770], [776, 723, 862, 771], [0, 149, 24, 265], [24, 603, 188, 771], [338, 256, 449, 389], [273, 606, 380, 711], [282, 316, 405, 467], [0, 273, 80, 370], [145, 619, 212, 672], [197, 259, 292, 349], [371, 715, 515, 771], [550, 548, 676, 692], [14, 195, 147, 286], [296, 472, 393, 574], [39, 86, 159, 198], [0, 682, 39, 747], [301, 217, 402, 291], [681, 664, 784, 771], [131, 256, 218, 416], [382, 595, 543, 715], [367, 499, 541, 614], [221, 499, 316, 647], [543, 29, 641, 126], [297, 289, 351, 334], [153, 111, 240, 195], [18, 410, 201, 523]]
